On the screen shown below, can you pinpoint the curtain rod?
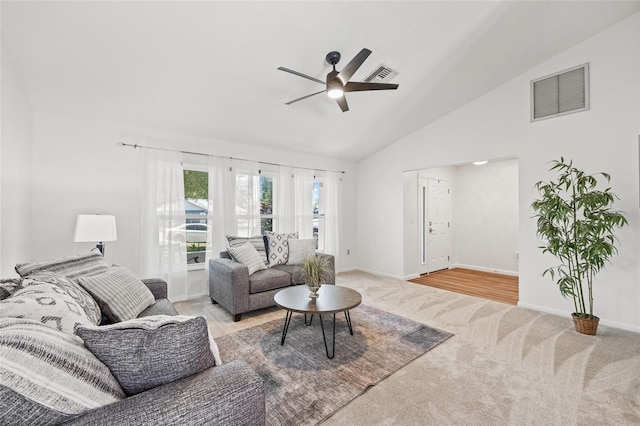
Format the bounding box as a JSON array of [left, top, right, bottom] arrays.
[[117, 142, 346, 174]]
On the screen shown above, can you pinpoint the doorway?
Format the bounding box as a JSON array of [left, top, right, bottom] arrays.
[[419, 178, 450, 274], [403, 158, 519, 291]]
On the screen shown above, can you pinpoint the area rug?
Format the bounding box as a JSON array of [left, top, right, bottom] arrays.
[[216, 304, 453, 426]]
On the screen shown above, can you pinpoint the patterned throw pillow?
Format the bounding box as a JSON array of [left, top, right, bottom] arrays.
[[265, 231, 298, 265], [226, 235, 269, 265], [228, 242, 268, 275], [0, 318, 125, 425], [24, 272, 101, 325], [76, 315, 220, 396], [15, 250, 109, 279], [0, 278, 22, 300], [77, 266, 155, 323], [287, 238, 317, 265], [0, 283, 92, 334]]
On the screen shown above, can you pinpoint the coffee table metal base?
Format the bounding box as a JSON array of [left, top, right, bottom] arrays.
[[280, 310, 354, 359]]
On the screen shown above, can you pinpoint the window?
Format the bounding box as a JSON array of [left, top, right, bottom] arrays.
[[313, 179, 325, 251], [260, 175, 274, 233], [183, 168, 208, 267], [235, 172, 275, 236]]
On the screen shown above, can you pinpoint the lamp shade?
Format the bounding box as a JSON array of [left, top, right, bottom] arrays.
[[73, 215, 117, 242]]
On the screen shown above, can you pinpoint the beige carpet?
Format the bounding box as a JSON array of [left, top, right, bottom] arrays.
[[175, 271, 640, 425]]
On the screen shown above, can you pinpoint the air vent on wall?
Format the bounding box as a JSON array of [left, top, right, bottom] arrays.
[[364, 64, 399, 83], [531, 63, 589, 122]]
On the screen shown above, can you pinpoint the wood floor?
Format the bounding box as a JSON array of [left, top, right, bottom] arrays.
[[409, 268, 519, 305]]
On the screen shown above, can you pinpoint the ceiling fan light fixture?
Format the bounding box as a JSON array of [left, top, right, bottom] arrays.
[[278, 48, 399, 112], [327, 88, 344, 99]]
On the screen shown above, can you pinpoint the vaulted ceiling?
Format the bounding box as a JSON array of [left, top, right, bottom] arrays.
[[2, 1, 639, 161]]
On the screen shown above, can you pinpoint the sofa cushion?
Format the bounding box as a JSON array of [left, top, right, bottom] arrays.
[[15, 250, 109, 279], [75, 315, 220, 396], [226, 235, 268, 265], [271, 264, 305, 285], [248, 268, 291, 294], [0, 283, 93, 334], [265, 231, 298, 266], [25, 272, 102, 325], [228, 242, 268, 275], [287, 238, 317, 265], [77, 266, 155, 323], [0, 318, 125, 426], [0, 278, 22, 301], [138, 298, 179, 318]]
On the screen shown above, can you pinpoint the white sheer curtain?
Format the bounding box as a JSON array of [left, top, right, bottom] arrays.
[[324, 171, 342, 256], [293, 168, 315, 239], [205, 156, 235, 277], [137, 148, 187, 301], [275, 166, 295, 233], [234, 160, 261, 237]]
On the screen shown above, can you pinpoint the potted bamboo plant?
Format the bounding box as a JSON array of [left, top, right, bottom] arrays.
[[531, 157, 627, 335], [301, 255, 330, 298]]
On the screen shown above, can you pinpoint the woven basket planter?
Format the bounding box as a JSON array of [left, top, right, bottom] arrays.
[[572, 313, 599, 335]]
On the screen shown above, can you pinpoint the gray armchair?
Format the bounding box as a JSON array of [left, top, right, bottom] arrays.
[[209, 252, 335, 321]]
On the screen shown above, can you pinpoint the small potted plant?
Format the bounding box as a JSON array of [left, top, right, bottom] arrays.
[[301, 255, 330, 298], [531, 157, 627, 335]]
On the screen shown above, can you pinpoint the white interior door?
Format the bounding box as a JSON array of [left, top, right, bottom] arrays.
[[419, 178, 450, 274]]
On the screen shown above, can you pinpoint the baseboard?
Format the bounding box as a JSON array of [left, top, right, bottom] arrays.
[[336, 267, 358, 274], [450, 263, 519, 277], [347, 267, 408, 281], [518, 302, 640, 333]]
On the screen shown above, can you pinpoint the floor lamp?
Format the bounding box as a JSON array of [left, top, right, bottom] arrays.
[[73, 214, 117, 255]]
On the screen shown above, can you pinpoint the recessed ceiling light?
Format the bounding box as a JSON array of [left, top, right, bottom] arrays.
[[473, 160, 488, 165]]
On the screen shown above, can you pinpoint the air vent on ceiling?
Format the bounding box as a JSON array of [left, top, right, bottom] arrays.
[[364, 64, 399, 83], [531, 63, 589, 122]]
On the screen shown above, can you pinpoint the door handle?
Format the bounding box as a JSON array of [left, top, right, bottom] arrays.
[[428, 227, 434, 233]]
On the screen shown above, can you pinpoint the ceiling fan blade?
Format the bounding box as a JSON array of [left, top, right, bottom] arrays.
[[344, 82, 399, 92], [337, 48, 372, 83], [336, 95, 349, 112], [285, 90, 325, 105], [277, 67, 325, 85]]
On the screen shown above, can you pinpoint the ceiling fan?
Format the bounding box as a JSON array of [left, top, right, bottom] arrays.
[[277, 48, 399, 112]]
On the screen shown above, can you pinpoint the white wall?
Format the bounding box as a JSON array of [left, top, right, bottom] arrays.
[[1, 36, 34, 277], [27, 112, 357, 299], [357, 13, 640, 331], [452, 159, 518, 274], [402, 172, 419, 278]]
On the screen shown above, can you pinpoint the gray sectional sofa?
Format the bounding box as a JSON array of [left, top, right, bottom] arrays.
[[0, 251, 266, 425], [209, 251, 335, 321], [66, 278, 265, 425]]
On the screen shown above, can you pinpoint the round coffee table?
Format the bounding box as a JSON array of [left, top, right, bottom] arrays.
[[274, 285, 362, 359]]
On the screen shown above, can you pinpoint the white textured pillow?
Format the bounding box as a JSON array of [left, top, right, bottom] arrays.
[[287, 239, 317, 265], [0, 283, 93, 334], [15, 250, 109, 279], [77, 266, 155, 323], [228, 242, 268, 275], [24, 272, 102, 325], [226, 235, 269, 265], [265, 231, 298, 265], [0, 318, 125, 425]]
